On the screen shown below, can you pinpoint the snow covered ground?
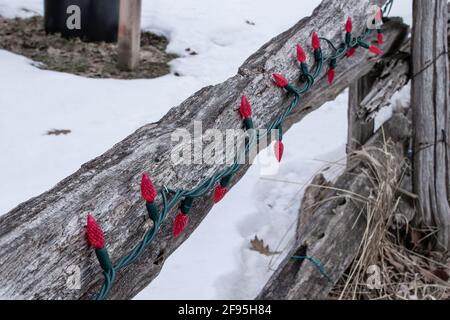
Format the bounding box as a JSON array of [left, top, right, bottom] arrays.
[[0, 0, 412, 299]]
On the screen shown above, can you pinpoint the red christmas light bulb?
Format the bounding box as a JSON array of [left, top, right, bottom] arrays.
[[239, 96, 252, 119], [213, 185, 228, 204], [347, 47, 357, 58], [141, 174, 157, 203], [327, 68, 335, 85], [86, 214, 105, 250], [173, 212, 189, 238], [274, 140, 284, 162], [272, 73, 289, 88], [296, 45, 307, 63], [377, 33, 384, 45], [312, 32, 321, 50], [346, 17, 353, 33], [369, 45, 383, 55]]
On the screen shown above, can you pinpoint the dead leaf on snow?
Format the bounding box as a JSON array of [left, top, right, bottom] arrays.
[[250, 235, 281, 257]]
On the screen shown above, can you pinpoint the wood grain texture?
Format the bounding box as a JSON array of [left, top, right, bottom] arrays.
[[412, 0, 450, 250], [0, 0, 408, 300], [347, 74, 376, 153]]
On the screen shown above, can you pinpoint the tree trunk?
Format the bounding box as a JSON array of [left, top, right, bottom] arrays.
[[0, 0, 408, 300], [412, 0, 450, 250]]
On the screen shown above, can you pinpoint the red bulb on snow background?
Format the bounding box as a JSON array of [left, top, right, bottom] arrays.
[[240, 96, 252, 119], [345, 17, 353, 33], [173, 213, 189, 238], [377, 33, 384, 45], [274, 141, 284, 162], [141, 174, 157, 203], [347, 47, 357, 58], [272, 74, 289, 88], [296, 45, 307, 63], [312, 32, 321, 50], [86, 214, 105, 250], [213, 185, 228, 203], [369, 45, 383, 55], [327, 68, 335, 84]]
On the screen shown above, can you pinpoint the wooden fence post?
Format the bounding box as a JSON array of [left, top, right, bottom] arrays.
[[117, 0, 142, 70], [347, 73, 377, 154], [412, 0, 450, 250]]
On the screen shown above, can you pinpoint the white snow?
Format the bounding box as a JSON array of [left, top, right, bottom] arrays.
[[0, 0, 413, 299]]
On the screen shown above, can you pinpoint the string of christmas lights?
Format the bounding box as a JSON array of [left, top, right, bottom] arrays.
[[85, 0, 393, 300]]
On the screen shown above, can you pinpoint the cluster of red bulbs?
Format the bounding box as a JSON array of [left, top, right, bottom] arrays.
[[213, 95, 285, 204], [274, 17, 384, 88], [346, 17, 384, 54], [86, 173, 188, 247], [141, 173, 189, 238]]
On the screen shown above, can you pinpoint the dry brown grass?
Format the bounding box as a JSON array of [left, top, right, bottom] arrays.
[[331, 136, 450, 300]]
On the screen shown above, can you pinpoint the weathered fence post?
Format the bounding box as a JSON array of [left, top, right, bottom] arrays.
[[117, 0, 142, 70], [412, 0, 450, 250], [347, 74, 376, 154]]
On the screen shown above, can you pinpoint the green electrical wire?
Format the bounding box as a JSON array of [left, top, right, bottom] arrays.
[[291, 256, 333, 283], [93, 0, 394, 300]]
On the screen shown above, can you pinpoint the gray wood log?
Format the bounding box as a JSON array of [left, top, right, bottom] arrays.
[[259, 112, 411, 300], [412, 0, 450, 250], [0, 0, 408, 300]]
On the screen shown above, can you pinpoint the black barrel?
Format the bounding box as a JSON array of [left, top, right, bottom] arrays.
[[44, 0, 120, 42]]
